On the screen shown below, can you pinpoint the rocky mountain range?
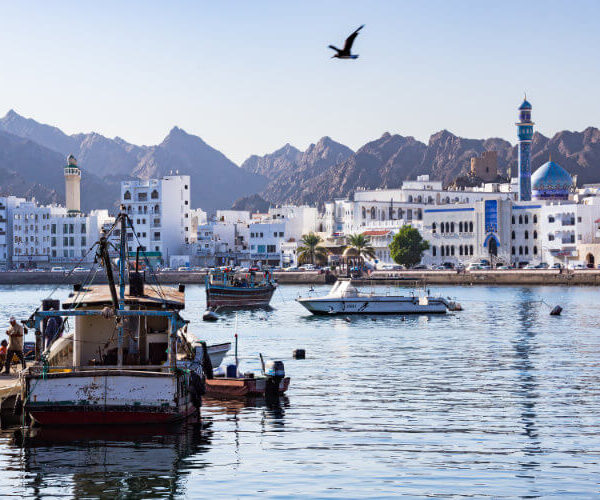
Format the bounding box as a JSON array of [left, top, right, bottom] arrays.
[[1, 109, 599, 213], [0, 110, 266, 211], [242, 127, 600, 207]]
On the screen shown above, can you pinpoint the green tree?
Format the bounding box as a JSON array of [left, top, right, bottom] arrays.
[[297, 233, 328, 265], [389, 225, 430, 268], [344, 234, 376, 260]]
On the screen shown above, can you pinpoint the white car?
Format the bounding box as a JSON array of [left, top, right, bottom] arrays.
[[72, 267, 88, 272], [50, 267, 66, 273]]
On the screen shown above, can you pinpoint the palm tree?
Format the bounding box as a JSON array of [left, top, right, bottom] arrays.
[[297, 233, 328, 265], [344, 233, 376, 261]]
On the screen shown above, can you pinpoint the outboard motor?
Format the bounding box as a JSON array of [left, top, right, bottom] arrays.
[[264, 360, 285, 401]]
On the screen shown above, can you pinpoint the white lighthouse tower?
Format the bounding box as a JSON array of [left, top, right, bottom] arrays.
[[64, 154, 81, 214]]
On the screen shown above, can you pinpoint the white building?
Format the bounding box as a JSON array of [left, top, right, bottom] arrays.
[[121, 176, 191, 265], [0, 196, 26, 266]]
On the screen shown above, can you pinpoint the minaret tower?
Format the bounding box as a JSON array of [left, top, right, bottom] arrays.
[[64, 154, 81, 214], [516, 96, 534, 201]]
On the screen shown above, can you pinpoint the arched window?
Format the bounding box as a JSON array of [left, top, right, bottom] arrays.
[[533, 230, 537, 239], [441, 246, 445, 257], [124, 191, 131, 200], [398, 208, 404, 219], [524, 230, 529, 239], [519, 246, 523, 255], [151, 190, 159, 199], [432, 222, 437, 233], [469, 222, 474, 232], [408, 195, 413, 203], [512, 215, 515, 224], [470, 245, 474, 255], [417, 195, 422, 203], [440, 222, 444, 234], [362, 207, 366, 219], [432, 246, 437, 257], [524, 215, 529, 224], [446, 245, 451, 256], [525, 246, 529, 255], [428, 196, 433, 204], [445, 222, 450, 233], [512, 246, 516, 255], [389, 208, 394, 219], [533, 215, 538, 224], [519, 215, 523, 224], [459, 222, 463, 233], [533, 246, 538, 255], [445, 197, 450, 203], [370, 207, 376, 219], [512, 231, 515, 240], [451, 246, 455, 256], [459, 245, 463, 256], [450, 222, 455, 233]]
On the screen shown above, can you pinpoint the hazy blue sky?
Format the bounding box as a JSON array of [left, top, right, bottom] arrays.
[[1, 0, 598, 164]]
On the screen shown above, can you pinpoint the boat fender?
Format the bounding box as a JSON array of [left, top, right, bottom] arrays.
[[188, 370, 205, 408], [293, 349, 306, 360], [550, 305, 562, 316]]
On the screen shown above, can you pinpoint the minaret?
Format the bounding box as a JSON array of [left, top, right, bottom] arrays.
[[516, 97, 534, 201], [64, 154, 81, 214]]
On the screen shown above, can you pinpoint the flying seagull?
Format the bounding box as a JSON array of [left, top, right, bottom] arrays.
[[329, 25, 364, 59]]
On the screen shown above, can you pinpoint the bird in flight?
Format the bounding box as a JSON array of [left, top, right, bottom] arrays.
[[328, 25, 364, 59]]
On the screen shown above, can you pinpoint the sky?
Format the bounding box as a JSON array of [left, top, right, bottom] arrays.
[[1, 0, 599, 164]]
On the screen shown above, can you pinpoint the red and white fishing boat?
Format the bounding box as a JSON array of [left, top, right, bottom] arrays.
[[22, 209, 229, 426]]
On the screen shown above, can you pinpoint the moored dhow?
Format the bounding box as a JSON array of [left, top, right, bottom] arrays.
[[21, 208, 229, 426], [205, 269, 276, 308]]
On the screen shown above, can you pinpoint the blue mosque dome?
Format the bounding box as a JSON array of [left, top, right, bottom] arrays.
[[519, 99, 532, 110], [531, 159, 572, 200]]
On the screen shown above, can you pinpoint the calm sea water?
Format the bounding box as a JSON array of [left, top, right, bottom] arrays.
[[0, 284, 598, 498]]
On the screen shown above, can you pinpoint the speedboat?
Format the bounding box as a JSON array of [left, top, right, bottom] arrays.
[[296, 280, 455, 315]]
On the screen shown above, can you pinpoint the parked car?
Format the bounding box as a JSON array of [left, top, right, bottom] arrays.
[[497, 265, 510, 270], [50, 267, 66, 273], [535, 263, 549, 269], [412, 264, 428, 270], [72, 267, 88, 273], [551, 263, 562, 269], [177, 266, 191, 272], [466, 263, 482, 271], [524, 264, 537, 269]]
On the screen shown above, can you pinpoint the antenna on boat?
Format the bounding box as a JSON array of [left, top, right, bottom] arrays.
[[234, 312, 239, 371]]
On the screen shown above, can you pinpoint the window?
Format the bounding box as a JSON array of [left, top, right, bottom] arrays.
[[63, 224, 68, 233], [525, 246, 529, 255], [533, 246, 538, 255], [450, 222, 455, 233], [267, 245, 276, 253], [533, 215, 538, 224], [533, 230, 537, 239], [81, 223, 86, 233], [577, 216, 582, 223], [151, 190, 159, 199], [469, 221, 473, 232], [519, 215, 523, 224], [371, 207, 376, 219], [69, 237, 74, 246], [362, 207, 366, 219], [512, 231, 516, 240], [184, 185, 188, 190], [524, 215, 529, 224], [548, 234, 555, 241], [548, 216, 555, 223], [440, 222, 444, 234], [512, 215, 515, 224], [124, 191, 131, 200], [519, 246, 523, 255], [279, 232, 284, 237], [81, 237, 86, 246], [154, 232, 160, 240], [138, 192, 147, 201], [459, 222, 463, 233], [274, 232, 277, 237], [445, 222, 450, 233], [525, 230, 529, 239], [451, 246, 455, 256], [260, 232, 264, 238], [459, 245, 463, 256], [184, 200, 189, 206], [51, 237, 56, 246], [51, 224, 56, 234], [441, 246, 445, 257], [512, 246, 516, 255], [432, 246, 436, 256], [63, 237, 68, 246], [470, 245, 474, 255], [432, 222, 436, 234]]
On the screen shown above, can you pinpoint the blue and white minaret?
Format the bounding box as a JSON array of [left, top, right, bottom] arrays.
[[516, 97, 534, 201]]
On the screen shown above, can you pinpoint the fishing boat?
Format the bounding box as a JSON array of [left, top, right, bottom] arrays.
[[205, 269, 276, 308], [21, 208, 228, 426], [205, 375, 290, 399], [297, 280, 458, 315]]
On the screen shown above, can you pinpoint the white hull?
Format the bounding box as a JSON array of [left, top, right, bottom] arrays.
[[297, 296, 447, 315]]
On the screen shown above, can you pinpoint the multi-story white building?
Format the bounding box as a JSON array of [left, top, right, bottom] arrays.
[[0, 196, 26, 266], [121, 176, 191, 265]]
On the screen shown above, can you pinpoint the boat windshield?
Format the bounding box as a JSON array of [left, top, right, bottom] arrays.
[[327, 281, 359, 298]]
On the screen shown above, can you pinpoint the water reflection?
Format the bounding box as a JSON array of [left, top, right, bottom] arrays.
[[8, 422, 213, 498], [513, 288, 542, 473]]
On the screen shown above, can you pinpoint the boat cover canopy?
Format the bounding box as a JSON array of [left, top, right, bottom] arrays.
[[62, 285, 185, 310], [327, 281, 359, 298]]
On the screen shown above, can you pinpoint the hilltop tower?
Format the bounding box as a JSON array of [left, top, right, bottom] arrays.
[[64, 154, 81, 214], [516, 97, 534, 201]]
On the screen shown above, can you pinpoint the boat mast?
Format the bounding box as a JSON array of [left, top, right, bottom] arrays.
[[117, 205, 127, 366]]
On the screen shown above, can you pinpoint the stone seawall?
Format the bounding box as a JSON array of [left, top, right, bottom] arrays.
[[0, 271, 335, 286]]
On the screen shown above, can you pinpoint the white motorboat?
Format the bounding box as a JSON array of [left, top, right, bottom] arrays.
[[297, 280, 455, 315]]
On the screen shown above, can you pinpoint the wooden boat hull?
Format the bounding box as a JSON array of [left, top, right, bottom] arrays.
[[205, 377, 290, 399], [25, 370, 198, 426], [206, 284, 276, 308]]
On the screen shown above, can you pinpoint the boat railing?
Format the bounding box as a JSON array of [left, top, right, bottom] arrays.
[[25, 365, 173, 376]]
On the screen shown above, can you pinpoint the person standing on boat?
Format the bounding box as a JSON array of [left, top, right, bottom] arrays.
[[43, 314, 62, 350], [3, 317, 25, 374]]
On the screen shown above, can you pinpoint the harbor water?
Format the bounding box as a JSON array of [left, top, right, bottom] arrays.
[[0, 284, 598, 498]]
